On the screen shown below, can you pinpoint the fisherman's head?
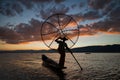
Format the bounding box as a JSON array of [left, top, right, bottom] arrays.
[[61, 37, 68, 42], [57, 36, 68, 42]]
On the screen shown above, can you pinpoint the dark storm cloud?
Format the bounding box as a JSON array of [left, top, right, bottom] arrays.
[[0, 0, 65, 16], [79, 1, 85, 8], [0, 0, 23, 16], [92, 0, 120, 34], [54, 0, 65, 3], [0, 18, 43, 44], [70, 13, 83, 23], [0, 17, 74, 44], [79, 25, 98, 36], [40, 4, 69, 19], [83, 10, 101, 20], [88, 0, 120, 16], [0, 0, 120, 44], [91, 19, 120, 34], [71, 4, 76, 9], [77, 0, 120, 35], [89, 0, 111, 9], [18, 0, 33, 9], [109, 6, 120, 20], [80, 4, 120, 36], [0, 27, 23, 44], [79, 17, 120, 36], [14, 18, 42, 42]]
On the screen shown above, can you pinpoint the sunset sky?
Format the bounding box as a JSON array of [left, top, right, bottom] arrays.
[[0, 0, 120, 50]]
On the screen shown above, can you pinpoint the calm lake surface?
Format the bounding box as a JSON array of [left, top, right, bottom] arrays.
[[0, 53, 120, 80]]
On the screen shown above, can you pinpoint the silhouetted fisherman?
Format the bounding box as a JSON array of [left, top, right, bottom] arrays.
[[55, 37, 72, 69]]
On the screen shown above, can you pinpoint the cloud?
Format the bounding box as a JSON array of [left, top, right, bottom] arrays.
[[79, 16, 120, 36], [89, 0, 111, 9], [18, 0, 33, 9], [75, 0, 120, 36], [54, 0, 65, 3], [15, 18, 42, 42], [70, 13, 84, 23], [40, 4, 69, 19], [109, 6, 120, 20], [88, 0, 120, 17], [0, 18, 43, 44], [0, 1, 23, 16], [0, 17, 77, 44], [1, 13, 120, 44], [71, 4, 77, 9], [0, 14, 80, 44], [90, 2, 120, 34], [91, 19, 120, 34], [79, 25, 97, 36], [83, 10, 101, 20], [0, 0, 66, 16], [0, 0, 120, 44], [0, 27, 23, 44], [79, 1, 85, 8]]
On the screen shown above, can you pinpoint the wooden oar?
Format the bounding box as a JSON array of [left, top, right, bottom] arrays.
[[70, 53, 83, 70]]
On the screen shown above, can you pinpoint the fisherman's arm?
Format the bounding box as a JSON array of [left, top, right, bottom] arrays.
[[65, 44, 73, 53], [55, 38, 59, 43], [55, 37, 62, 43]]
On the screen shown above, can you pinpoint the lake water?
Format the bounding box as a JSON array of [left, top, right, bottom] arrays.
[[0, 53, 120, 80]]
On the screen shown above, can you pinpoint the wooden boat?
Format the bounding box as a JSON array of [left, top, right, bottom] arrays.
[[42, 55, 61, 69]]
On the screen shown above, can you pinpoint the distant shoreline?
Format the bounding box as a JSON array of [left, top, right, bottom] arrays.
[[0, 44, 120, 53]]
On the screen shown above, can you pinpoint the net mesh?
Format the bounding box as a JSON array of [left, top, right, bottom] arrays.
[[41, 14, 79, 49]]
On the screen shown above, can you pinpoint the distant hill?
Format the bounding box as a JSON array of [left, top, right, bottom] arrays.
[[0, 44, 120, 53], [71, 44, 120, 53]]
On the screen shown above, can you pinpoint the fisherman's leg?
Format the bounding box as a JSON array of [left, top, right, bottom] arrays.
[[59, 52, 66, 68]]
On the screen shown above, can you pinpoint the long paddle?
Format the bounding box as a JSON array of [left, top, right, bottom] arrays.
[[70, 52, 83, 70]]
